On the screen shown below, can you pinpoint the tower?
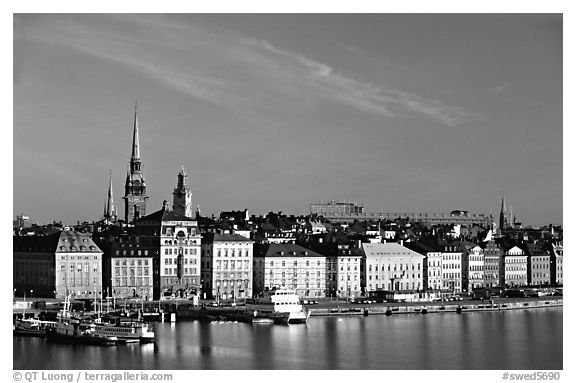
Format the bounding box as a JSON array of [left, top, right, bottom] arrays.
[[103, 170, 117, 223], [172, 165, 193, 218], [123, 101, 148, 223], [498, 193, 508, 230]]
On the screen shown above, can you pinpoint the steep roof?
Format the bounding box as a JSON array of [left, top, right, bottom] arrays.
[[14, 230, 102, 253], [255, 243, 325, 258]]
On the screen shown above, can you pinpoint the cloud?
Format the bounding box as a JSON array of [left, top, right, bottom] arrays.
[[16, 14, 475, 127], [245, 38, 475, 127]]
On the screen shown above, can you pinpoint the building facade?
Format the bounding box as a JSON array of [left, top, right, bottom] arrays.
[[201, 233, 254, 300], [463, 244, 485, 293], [482, 239, 501, 287], [107, 241, 155, 300], [500, 246, 528, 287], [253, 243, 327, 298], [526, 243, 551, 286], [362, 242, 424, 293], [14, 230, 103, 299], [441, 245, 462, 294], [550, 242, 563, 286], [133, 203, 202, 299]]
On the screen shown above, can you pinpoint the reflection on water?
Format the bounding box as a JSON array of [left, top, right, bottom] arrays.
[[14, 307, 562, 370]]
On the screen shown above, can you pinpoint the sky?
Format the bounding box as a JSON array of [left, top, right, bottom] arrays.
[[13, 13, 563, 226]]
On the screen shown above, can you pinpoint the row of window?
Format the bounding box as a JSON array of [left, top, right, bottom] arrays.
[[115, 259, 150, 266], [164, 258, 198, 265], [113, 277, 152, 287], [163, 267, 197, 275], [368, 263, 421, 272], [164, 248, 198, 255], [114, 267, 150, 276]]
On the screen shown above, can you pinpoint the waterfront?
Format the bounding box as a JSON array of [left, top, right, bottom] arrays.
[[14, 307, 562, 370]]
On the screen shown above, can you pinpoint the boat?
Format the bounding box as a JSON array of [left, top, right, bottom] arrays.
[[245, 288, 311, 324], [94, 315, 155, 343], [45, 296, 118, 346], [13, 317, 57, 337]]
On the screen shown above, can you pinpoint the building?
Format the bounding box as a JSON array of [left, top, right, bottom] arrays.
[[441, 244, 463, 294], [105, 239, 155, 300], [330, 244, 362, 299], [405, 241, 443, 296], [550, 242, 563, 286], [525, 243, 551, 286], [500, 245, 528, 287], [123, 102, 149, 223], [201, 233, 254, 300], [253, 243, 327, 298], [482, 237, 501, 288], [458, 242, 485, 293], [310, 200, 365, 217], [133, 202, 202, 299], [14, 229, 103, 299], [362, 242, 424, 293], [172, 166, 193, 218]]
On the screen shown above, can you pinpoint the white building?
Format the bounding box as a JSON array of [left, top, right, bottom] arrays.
[[362, 242, 424, 293], [441, 245, 462, 294], [201, 233, 254, 300]]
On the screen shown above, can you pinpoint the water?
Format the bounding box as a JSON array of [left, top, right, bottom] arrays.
[[14, 307, 562, 370]]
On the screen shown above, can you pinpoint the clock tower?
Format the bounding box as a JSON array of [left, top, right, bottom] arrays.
[[172, 166, 193, 218]]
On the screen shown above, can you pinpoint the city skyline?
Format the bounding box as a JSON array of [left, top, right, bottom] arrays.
[[13, 14, 563, 226]]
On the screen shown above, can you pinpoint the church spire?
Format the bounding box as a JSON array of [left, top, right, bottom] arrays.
[[104, 170, 116, 222], [499, 192, 508, 230], [131, 100, 140, 159], [124, 100, 148, 223]]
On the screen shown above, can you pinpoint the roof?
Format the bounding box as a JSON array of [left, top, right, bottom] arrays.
[[362, 242, 424, 259], [14, 230, 102, 253], [404, 241, 442, 254], [202, 233, 253, 243], [255, 243, 325, 258], [135, 206, 196, 224]]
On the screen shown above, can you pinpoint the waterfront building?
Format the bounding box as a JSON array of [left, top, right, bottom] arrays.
[[172, 166, 193, 218], [441, 244, 463, 294], [200, 233, 254, 300], [105, 240, 155, 300], [404, 241, 443, 296], [253, 243, 327, 298], [525, 243, 551, 286], [332, 245, 362, 298], [500, 245, 528, 287], [133, 202, 201, 299], [123, 102, 149, 223], [457, 242, 485, 293], [481, 236, 501, 288], [550, 242, 563, 286], [13, 229, 103, 299], [361, 242, 424, 293]]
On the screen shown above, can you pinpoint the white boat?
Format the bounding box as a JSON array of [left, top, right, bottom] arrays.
[[13, 317, 57, 337], [93, 318, 155, 343], [246, 288, 310, 324]]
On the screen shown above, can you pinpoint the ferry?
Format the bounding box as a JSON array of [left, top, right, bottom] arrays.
[[246, 288, 310, 324], [93, 317, 155, 343]]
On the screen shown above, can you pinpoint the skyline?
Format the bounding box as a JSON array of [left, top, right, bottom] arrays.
[[13, 14, 563, 226]]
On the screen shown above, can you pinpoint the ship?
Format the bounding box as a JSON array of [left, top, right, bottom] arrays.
[[245, 288, 310, 324], [13, 317, 57, 337]]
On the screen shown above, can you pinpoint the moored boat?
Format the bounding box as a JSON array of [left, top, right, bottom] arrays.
[[245, 288, 310, 324], [13, 317, 57, 337]]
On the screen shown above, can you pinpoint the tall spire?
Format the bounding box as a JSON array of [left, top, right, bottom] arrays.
[[104, 170, 116, 222], [499, 192, 508, 230], [124, 100, 148, 223], [131, 99, 140, 159]]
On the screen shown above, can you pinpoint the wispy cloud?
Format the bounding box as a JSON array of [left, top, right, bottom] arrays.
[[244, 38, 475, 127], [16, 14, 475, 127]]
